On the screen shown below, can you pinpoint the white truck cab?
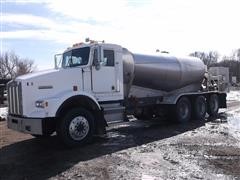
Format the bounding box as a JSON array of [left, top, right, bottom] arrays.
[[7, 42, 125, 146]]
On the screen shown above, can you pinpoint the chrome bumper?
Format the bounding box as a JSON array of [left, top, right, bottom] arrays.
[[7, 115, 43, 135]]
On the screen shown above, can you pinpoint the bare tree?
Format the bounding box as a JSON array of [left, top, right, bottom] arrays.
[[16, 59, 35, 76], [0, 51, 36, 79], [231, 48, 240, 61], [189, 51, 219, 67], [212, 52, 240, 83], [0, 51, 18, 78], [208, 51, 219, 65]]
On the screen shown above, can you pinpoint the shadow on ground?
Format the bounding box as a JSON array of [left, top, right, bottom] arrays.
[[0, 119, 206, 180]]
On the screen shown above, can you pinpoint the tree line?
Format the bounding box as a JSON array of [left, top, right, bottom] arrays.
[[0, 51, 36, 79], [190, 49, 240, 83]]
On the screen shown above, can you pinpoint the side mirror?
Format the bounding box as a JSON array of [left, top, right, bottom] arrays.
[[54, 54, 62, 69], [93, 58, 100, 70], [93, 48, 101, 70]]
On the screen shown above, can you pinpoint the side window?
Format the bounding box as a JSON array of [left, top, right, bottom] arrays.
[[103, 50, 114, 67]]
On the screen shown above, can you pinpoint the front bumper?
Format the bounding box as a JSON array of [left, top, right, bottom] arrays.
[[7, 115, 43, 135]]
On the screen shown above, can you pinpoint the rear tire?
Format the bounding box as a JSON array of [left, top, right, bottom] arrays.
[[175, 97, 191, 123], [56, 107, 95, 147], [207, 94, 219, 117], [193, 96, 207, 121]]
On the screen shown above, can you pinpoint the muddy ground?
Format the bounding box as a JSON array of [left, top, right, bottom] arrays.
[[0, 91, 240, 180]]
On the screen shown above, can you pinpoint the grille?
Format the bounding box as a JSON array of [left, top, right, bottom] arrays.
[[7, 81, 23, 115]]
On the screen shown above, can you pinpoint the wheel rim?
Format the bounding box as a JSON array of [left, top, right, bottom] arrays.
[[69, 116, 90, 141]]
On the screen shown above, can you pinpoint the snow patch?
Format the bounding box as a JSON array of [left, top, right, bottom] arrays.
[[228, 114, 240, 141], [227, 90, 240, 101], [141, 174, 156, 180], [0, 107, 8, 120]]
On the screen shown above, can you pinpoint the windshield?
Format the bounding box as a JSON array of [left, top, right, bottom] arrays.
[[62, 47, 90, 68]]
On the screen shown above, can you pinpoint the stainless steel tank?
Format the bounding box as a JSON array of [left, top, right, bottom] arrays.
[[122, 48, 205, 97]]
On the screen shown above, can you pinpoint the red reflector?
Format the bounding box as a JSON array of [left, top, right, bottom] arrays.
[[73, 86, 78, 91]]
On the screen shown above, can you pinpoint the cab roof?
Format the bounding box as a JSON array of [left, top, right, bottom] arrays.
[[63, 42, 122, 53]]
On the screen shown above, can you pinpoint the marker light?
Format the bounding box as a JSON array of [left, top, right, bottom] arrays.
[[35, 100, 48, 108]]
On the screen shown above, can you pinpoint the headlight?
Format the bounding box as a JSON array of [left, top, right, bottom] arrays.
[[35, 100, 48, 108]]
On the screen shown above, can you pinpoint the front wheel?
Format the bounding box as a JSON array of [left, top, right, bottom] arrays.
[[57, 108, 95, 147]]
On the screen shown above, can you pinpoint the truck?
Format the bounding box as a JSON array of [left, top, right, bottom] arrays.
[[7, 40, 227, 147]]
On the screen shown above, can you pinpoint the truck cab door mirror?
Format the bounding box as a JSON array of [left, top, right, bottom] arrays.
[[93, 48, 100, 70], [54, 54, 62, 69]]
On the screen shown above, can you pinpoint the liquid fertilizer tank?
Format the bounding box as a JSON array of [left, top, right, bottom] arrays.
[[122, 48, 205, 97]]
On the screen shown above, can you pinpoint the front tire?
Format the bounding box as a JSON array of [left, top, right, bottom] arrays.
[[57, 108, 95, 147]]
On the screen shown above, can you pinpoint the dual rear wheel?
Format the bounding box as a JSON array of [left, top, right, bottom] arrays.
[[193, 96, 207, 121], [175, 94, 219, 123]]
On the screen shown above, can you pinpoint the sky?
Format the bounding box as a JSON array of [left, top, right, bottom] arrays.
[[1, 0, 240, 70]]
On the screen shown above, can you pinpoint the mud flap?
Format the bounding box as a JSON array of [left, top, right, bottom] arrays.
[[219, 93, 227, 108], [42, 118, 56, 135], [94, 108, 107, 136]]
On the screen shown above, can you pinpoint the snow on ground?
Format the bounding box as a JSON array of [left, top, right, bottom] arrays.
[[227, 90, 240, 141], [227, 90, 240, 101], [0, 107, 8, 120], [228, 115, 240, 137]]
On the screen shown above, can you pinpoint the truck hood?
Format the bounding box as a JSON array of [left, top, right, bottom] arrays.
[[12, 67, 84, 118], [15, 67, 83, 92], [16, 69, 60, 81]]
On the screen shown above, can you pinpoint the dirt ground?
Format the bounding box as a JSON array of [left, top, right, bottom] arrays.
[[1, 91, 240, 180]]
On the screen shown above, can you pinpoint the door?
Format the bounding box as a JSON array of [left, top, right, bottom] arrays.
[[92, 47, 118, 93]]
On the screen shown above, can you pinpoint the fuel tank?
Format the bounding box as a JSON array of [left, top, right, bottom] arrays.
[[123, 48, 205, 97]]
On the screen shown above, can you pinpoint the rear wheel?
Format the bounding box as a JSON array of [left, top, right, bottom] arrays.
[[207, 94, 219, 117], [193, 96, 207, 121], [57, 107, 95, 147], [175, 97, 191, 123]]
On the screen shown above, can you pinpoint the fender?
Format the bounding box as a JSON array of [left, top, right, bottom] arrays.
[[55, 91, 101, 117], [55, 92, 106, 136]]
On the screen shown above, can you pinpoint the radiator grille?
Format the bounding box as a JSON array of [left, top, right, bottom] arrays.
[[7, 81, 23, 115]]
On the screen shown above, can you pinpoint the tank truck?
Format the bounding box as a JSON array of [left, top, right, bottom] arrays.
[[7, 40, 226, 147]]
